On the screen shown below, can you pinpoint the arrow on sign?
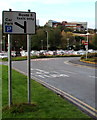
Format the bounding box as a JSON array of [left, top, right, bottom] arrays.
[[15, 21, 26, 33]]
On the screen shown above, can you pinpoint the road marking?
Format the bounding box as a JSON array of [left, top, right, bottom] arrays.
[[59, 74, 69, 77], [89, 76, 97, 78], [36, 72, 43, 74], [43, 74, 50, 78], [31, 68, 69, 78], [31, 58, 56, 61], [64, 61, 70, 65], [31, 75, 97, 118], [35, 69, 49, 74], [12, 67, 97, 118], [35, 75, 45, 78], [31, 68, 34, 71]]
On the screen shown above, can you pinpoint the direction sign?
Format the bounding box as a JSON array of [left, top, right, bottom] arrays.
[[2, 11, 36, 34]]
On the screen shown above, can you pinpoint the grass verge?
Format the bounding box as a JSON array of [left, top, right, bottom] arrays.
[[81, 53, 97, 63], [81, 57, 97, 63], [2, 65, 90, 119], [1, 55, 81, 62]]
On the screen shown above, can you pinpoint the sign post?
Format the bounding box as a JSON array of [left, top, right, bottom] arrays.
[[8, 34, 12, 107], [2, 9, 36, 106], [27, 34, 31, 103]]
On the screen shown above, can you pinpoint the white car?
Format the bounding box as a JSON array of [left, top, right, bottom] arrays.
[[0, 53, 8, 58]]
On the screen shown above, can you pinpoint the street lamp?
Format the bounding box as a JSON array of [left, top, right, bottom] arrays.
[[46, 31, 48, 51], [85, 32, 90, 59], [80, 39, 82, 50], [41, 40, 43, 50], [67, 38, 69, 50]]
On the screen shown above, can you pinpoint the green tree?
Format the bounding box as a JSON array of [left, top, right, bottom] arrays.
[[90, 34, 97, 49], [48, 28, 61, 50], [31, 28, 47, 50], [61, 31, 74, 50]]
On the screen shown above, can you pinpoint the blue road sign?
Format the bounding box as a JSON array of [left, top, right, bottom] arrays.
[[5, 26, 12, 32]]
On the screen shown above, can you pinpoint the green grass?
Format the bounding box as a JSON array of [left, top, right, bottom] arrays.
[[1, 54, 81, 62], [2, 65, 90, 119], [82, 57, 97, 63]]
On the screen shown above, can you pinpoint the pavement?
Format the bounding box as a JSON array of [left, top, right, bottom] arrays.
[[69, 59, 97, 69]]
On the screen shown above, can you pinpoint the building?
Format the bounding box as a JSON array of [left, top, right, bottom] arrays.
[[45, 20, 61, 27], [45, 20, 87, 31]]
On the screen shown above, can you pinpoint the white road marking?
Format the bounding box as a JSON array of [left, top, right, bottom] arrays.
[[31, 58, 56, 61], [35, 75, 45, 78], [36, 72, 43, 74], [89, 76, 97, 78], [31, 68, 69, 79], [64, 61, 70, 65], [36, 69, 49, 74], [31, 68, 34, 71], [59, 74, 69, 77], [43, 74, 50, 77]]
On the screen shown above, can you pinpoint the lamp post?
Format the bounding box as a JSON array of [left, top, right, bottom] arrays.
[[67, 38, 69, 50], [85, 32, 90, 59], [80, 39, 82, 50], [46, 31, 48, 51], [41, 40, 43, 50]]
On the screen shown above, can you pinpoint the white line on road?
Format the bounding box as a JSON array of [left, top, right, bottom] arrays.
[[35, 69, 49, 74], [89, 76, 97, 78], [43, 74, 50, 78], [35, 75, 45, 78]]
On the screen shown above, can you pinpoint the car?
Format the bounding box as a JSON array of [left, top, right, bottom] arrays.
[[0, 52, 8, 58]]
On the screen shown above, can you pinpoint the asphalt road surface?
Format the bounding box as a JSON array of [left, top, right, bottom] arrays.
[[12, 57, 96, 110]]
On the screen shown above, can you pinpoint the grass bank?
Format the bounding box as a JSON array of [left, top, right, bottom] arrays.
[[2, 65, 90, 119]]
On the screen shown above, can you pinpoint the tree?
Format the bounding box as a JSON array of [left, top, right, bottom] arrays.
[[31, 28, 47, 50], [90, 34, 97, 49], [48, 28, 61, 50], [61, 31, 74, 50]]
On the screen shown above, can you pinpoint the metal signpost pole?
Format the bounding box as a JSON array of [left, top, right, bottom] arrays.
[[8, 34, 12, 107], [27, 34, 31, 104]]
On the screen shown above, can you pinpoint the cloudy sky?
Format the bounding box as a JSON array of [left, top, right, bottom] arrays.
[[0, 0, 96, 28]]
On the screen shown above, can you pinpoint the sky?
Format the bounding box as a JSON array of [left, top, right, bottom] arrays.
[[0, 0, 96, 28]]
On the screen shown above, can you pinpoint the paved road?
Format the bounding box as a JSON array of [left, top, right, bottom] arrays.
[[12, 57, 96, 110]]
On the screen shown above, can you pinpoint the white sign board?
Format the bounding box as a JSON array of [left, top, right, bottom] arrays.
[[3, 11, 36, 34]]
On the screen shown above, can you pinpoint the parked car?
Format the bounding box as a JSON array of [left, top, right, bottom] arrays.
[[0, 52, 8, 58]]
